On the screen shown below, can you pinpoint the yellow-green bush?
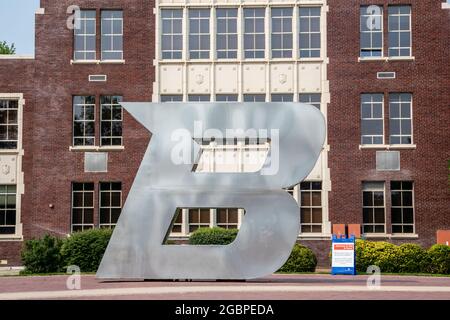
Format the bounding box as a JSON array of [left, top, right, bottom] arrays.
[[427, 244, 450, 274], [278, 244, 317, 273], [397, 243, 429, 273], [356, 240, 450, 274]]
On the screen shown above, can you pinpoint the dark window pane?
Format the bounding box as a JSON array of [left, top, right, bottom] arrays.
[[391, 191, 402, 206], [363, 208, 373, 223]]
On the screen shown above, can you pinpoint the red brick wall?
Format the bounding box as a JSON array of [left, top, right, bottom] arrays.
[[327, 0, 450, 250], [1, 0, 449, 269], [0, 0, 155, 265]]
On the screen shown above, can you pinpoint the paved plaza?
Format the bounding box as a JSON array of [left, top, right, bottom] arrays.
[[0, 274, 449, 300]]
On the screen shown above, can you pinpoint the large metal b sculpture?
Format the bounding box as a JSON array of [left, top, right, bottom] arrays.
[[97, 102, 326, 280]]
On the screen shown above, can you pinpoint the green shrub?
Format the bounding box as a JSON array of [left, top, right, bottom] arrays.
[[427, 244, 450, 274], [278, 244, 317, 273], [60, 228, 113, 272], [189, 227, 238, 245], [21, 234, 63, 274], [357, 240, 450, 274], [356, 240, 400, 273], [356, 239, 376, 272], [397, 243, 429, 273]]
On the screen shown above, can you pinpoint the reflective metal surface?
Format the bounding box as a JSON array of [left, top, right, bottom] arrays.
[[97, 103, 326, 280]]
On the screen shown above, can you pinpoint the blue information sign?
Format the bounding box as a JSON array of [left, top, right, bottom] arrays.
[[331, 235, 356, 275]]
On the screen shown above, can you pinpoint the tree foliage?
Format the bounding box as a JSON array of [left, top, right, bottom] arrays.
[[0, 41, 16, 54]]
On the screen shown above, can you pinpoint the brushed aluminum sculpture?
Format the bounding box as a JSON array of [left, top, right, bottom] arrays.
[[97, 102, 326, 280]]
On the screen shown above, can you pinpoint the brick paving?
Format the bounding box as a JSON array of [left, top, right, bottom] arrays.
[[0, 274, 449, 300]]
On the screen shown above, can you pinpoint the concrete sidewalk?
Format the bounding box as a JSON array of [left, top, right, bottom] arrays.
[[0, 274, 449, 300]]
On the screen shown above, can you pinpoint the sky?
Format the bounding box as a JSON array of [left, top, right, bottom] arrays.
[[0, 0, 40, 55]]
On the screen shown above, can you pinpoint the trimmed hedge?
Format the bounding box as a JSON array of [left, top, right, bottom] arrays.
[[278, 244, 317, 273], [356, 240, 450, 274], [21, 235, 63, 274], [189, 227, 238, 245], [427, 244, 450, 274], [20, 230, 450, 275], [60, 228, 113, 272], [188, 228, 317, 272]]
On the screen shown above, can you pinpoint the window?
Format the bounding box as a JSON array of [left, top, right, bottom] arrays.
[[299, 7, 321, 58], [216, 8, 238, 59], [299, 93, 321, 109], [73, 96, 95, 146], [388, 6, 411, 57], [244, 8, 265, 59], [244, 94, 266, 102], [171, 209, 183, 234], [300, 182, 322, 233], [216, 94, 238, 102], [100, 96, 123, 146], [0, 99, 18, 149], [101, 11, 123, 60], [161, 95, 183, 103], [361, 93, 384, 145], [360, 5, 383, 57], [72, 183, 94, 232], [188, 208, 210, 233], [189, 9, 210, 59], [362, 182, 385, 234], [391, 181, 414, 234], [271, 94, 293, 102], [389, 93, 412, 144], [188, 95, 210, 102], [271, 8, 292, 58], [216, 208, 239, 229], [161, 9, 183, 59], [0, 185, 16, 235], [74, 10, 96, 60], [99, 182, 122, 229]]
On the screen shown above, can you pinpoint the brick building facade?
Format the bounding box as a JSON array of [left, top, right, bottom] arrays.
[[0, 0, 449, 267]]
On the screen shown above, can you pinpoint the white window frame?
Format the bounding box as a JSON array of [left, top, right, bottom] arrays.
[[73, 96, 96, 147], [71, 183, 95, 232], [99, 182, 122, 229], [388, 5, 412, 58], [389, 93, 413, 145], [216, 8, 238, 59], [0, 93, 25, 241], [299, 93, 321, 109], [271, 7, 293, 59], [161, 9, 183, 60], [100, 96, 123, 147], [0, 185, 17, 236], [101, 10, 124, 61], [188, 8, 211, 60], [74, 10, 97, 61], [243, 7, 266, 59], [299, 181, 323, 234], [362, 182, 386, 234], [361, 93, 385, 145], [0, 99, 19, 150], [391, 181, 415, 234], [299, 6, 321, 58], [360, 5, 383, 58]]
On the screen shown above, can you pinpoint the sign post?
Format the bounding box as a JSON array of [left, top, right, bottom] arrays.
[[331, 235, 356, 275]]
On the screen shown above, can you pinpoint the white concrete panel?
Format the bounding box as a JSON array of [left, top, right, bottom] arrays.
[[243, 64, 266, 94], [215, 64, 239, 94], [298, 63, 322, 93], [188, 65, 211, 94], [160, 65, 183, 94], [270, 64, 294, 93], [0, 155, 17, 184]]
